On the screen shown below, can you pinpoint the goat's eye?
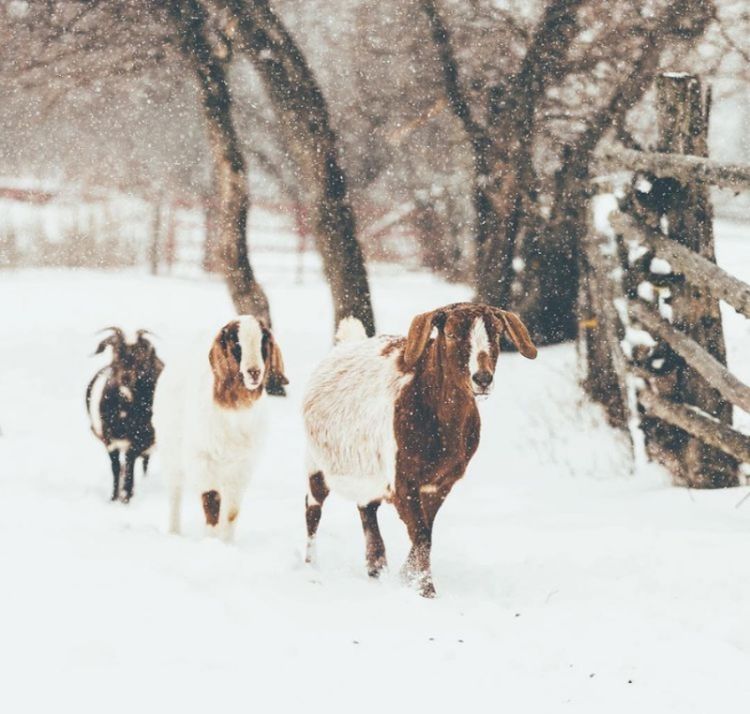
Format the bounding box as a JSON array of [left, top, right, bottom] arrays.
[[445, 332, 456, 340], [231, 344, 242, 362]]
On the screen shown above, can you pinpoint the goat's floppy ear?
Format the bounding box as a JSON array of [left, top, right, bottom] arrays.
[[208, 325, 231, 378], [261, 325, 289, 397], [404, 310, 443, 369], [496, 310, 537, 359], [94, 327, 125, 357], [94, 335, 124, 358], [95, 338, 111, 355]]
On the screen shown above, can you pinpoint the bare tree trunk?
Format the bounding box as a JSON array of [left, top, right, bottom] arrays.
[[471, 132, 523, 308], [478, 0, 586, 308], [225, 0, 375, 335], [520, 0, 714, 344], [420, 0, 583, 312], [411, 194, 461, 281], [167, 0, 270, 323]]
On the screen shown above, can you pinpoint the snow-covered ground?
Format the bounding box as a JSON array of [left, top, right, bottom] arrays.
[[1, 233, 749, 713]]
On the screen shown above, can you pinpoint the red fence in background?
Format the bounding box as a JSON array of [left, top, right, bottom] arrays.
[[0, 181, 422, 271]]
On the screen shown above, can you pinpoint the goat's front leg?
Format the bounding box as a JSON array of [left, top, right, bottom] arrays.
[[395, 468, 460, 598], [108, 449, 121, 501], [168, 476, 182, 534], [219, 488, 241, 543], [201, 490, 221, 537], [121, 449, 137, 503], [394, 480, 438, 598]]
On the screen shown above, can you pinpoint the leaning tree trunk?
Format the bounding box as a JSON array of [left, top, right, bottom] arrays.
[[419, 0, 583, 317], [167, 0, 270, 323], [517, 0, 714, 345], [227, 0, 375, 335]]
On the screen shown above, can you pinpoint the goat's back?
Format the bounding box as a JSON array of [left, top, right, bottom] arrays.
[[303, 337, 412, 492]]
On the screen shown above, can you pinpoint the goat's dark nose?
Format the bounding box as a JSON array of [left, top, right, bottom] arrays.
[[247, 368, 261, 382], [472, 371, 493, 388]]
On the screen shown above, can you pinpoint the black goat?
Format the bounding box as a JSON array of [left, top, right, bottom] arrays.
[[86, 327, 164, 502]]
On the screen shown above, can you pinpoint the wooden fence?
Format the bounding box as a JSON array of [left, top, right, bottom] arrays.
[[581, 72, 750, 488]]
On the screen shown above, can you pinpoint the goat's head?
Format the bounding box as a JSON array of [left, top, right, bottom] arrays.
[[209, 315, 288, 395], [96, 327, 163, 387], [403, 303, 537, 397]]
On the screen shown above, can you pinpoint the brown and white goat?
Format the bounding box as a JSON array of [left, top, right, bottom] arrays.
[[86, 327, 164, 502], [302, 303, 537, 597], [153, 316, 287, 540]]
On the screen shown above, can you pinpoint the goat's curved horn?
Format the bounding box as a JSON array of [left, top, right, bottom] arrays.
[[94, 326, 125, 355], [136, 329, 158, 340], [96, 326, 126, 339]]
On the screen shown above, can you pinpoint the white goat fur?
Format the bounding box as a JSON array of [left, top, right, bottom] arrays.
[[153, 316, 268, 540], [303, 330, 414, 506]]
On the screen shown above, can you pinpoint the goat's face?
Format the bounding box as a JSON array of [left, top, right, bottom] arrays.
[[209, 316, 288, 394], [403, 303, 537, 397], [96, 328, 162, 387]]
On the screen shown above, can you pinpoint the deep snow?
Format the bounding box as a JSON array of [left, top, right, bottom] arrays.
[[1, 238, 750, 713]]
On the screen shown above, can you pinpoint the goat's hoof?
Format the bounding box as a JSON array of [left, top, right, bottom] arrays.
[[367, 557, 388, 579], [120, 495, 131, 504], [419, 581, 437, 599], [400, 565, 436, 598]]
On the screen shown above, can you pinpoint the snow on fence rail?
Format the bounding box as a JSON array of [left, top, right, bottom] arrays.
[[594, 146, 750, 192], [582, 72, 750, 489]]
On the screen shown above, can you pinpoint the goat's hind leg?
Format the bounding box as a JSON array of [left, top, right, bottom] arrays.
[[121, 448, 137, 503], [305, 471, 329, 564], [108, 449, 121, 501], [358, 500, 387, 578]]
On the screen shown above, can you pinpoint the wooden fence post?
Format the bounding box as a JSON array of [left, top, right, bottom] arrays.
[[148, 195, 163, 276], [648, 73, 738, 487], [579, 190, 629, 431]]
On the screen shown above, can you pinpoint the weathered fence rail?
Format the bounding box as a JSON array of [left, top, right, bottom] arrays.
[[594, 146, 750, 192], [628, 301, 750, 414], [610, 212, 750, 319], [581, 72, 750, 488]]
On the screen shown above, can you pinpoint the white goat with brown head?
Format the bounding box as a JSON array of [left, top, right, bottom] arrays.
[[153, 316, 287, 540]]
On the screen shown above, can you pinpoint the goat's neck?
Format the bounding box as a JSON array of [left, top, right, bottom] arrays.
[[414, 344, 475, 425]]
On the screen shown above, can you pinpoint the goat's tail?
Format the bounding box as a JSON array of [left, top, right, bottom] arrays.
[[335, 316, 367, 344]]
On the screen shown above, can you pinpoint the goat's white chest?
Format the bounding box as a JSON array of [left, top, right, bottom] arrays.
[[201, 399, 267, 461]]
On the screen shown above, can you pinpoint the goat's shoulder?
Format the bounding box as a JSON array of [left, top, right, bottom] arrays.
[[305, 335, 411, 409]]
